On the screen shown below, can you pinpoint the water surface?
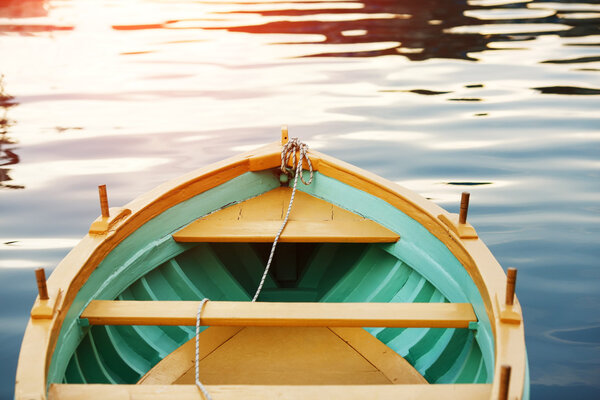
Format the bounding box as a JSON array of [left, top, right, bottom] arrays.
[[1, 0, 599, 398]]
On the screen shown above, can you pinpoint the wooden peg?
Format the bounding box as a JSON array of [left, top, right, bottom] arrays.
[[498, 365, 511, 400], [98, 184, 110, 218], [459, 192, 470, 224], [281, 125, 289, 145], [35, 268, 49, 300], [505, 268, 517, 306]]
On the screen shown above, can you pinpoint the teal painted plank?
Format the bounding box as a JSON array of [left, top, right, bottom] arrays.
[[118, 290, 178, 356], [88, 326, 140, 382], [104, 326, 152, 376], [141, 269, 196, 336], [107, 324, 163, 365], [364, 259, 412, 303], [474, 324, 494, 383], [297, 244, 339, 289], [98, 236, 194, 301], [455, 341, 484, 383], [321, 246, 387, 302], [409, 327, 453, 370], [130, 277, 189, 344], [425, 328, 472, 383], [316, 244, 368, 298], [162, 259, 206, 300], [382, 286, 439, 356], [210, 243, 277, 294], [474, 357, 487, 383], [64, 354, 86, 384], [404, 326, 445, 365], [380, 241, 467, 303], [175, 243, 250, 301], [372, 272, 428, 342], [363, 261, 412, 337], [75, 331, 117, 384], [141, 272, 194, 338], [144, 268, 183, 300], [343, 248, 402, 303], [393, 271, 431, 303]]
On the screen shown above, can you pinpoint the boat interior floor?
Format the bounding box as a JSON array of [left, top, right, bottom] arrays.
[[138, 326, 428, 386]]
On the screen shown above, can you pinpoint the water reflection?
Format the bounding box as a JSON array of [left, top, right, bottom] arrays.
[[533, 85, 600, 95], [149, 0, 493, 61], [156, 0, 599, 61], [0, 0, 48, 19], [0, 1, 599, 399], [548, 325, 600, 345], [0, 75, 22, 190], [0, 0, 73, 33]]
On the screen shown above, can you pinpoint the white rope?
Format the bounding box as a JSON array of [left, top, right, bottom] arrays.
[[194, 137, 313, 398], [252, 138, 313, 302], [195, 298, 211, 400]]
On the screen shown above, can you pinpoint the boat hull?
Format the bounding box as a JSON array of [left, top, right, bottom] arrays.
[[15, 142, 528, 399]]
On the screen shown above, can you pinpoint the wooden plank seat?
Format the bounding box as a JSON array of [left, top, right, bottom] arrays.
[[80, 300, 477, 328], [49, 383, 493, 400], [172, 187, 400, 243]]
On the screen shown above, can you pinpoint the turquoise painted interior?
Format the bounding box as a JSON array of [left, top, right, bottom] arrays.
[[48, 170, 494, 386]]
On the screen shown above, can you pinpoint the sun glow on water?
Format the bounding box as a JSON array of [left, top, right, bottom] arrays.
[[1, 0, 600, 398]]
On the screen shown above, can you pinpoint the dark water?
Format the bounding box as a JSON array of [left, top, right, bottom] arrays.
[[1, 0, 599, 398]]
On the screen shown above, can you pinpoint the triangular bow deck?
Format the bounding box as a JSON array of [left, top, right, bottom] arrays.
[[173, 187, 400, 243]]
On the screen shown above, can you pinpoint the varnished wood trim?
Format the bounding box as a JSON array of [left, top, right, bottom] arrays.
[[81, 300, 476, 328], [49, 383, 493, 400]]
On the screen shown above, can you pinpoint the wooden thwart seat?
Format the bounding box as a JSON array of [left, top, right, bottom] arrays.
[[49, 383, 492, 400], [80, 300, 477, 328], [172, 187, 400, 243]]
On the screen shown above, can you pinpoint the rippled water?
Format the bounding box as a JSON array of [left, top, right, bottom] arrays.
[[1, 0, 599, 398]]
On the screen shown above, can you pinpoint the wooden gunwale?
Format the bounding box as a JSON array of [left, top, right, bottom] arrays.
[[15, 142, 526, 400], [48, 383, 493, 400]]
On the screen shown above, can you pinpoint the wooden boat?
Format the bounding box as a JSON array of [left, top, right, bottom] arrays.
[[16, 129, 528, 400]]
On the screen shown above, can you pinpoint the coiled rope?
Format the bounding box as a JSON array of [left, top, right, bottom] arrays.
[[194, 138, 313, 399]]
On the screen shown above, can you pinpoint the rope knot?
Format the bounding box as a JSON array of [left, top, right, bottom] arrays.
[[280, 137, 313, 186]]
